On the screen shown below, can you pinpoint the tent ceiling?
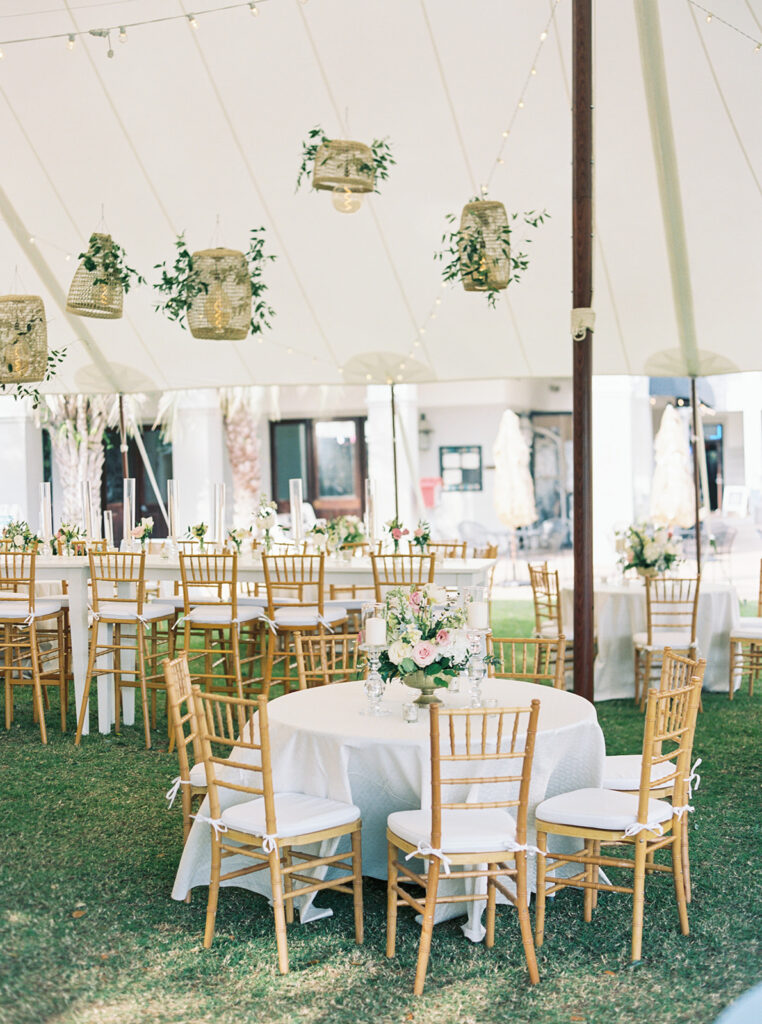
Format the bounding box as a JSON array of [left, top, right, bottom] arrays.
[[0, 0, 759, 394]]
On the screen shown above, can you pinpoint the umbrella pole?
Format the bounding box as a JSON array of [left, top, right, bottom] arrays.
[[690, 377, 702, 574], [390, 383, 400, 522], [572, 0, 595, 703]]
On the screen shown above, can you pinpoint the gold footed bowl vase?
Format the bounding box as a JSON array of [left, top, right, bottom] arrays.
[[402, 670, 446, 707]]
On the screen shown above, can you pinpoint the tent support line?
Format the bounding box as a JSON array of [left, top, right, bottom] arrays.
[[572, 0, 595, 704], [390, 383, 400, 522], [690, 378, 702, 574]]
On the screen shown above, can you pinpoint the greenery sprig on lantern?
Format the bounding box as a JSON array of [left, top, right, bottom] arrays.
[[67, 234, 145, 319], [436, 199, 549, 307], [296, 126, 395, 211], [153, 229, 275, 339], [0, 292, 65, 408]]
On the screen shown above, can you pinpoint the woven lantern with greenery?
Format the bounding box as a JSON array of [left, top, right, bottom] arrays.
[[187, 248, 252, 341], [312, 140, 376, 194], [66, 233, 125, 319], [458, 200, 511, 293], [0, 295, 48, 383]]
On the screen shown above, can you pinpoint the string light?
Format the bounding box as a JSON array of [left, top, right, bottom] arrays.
[[706, 13, 713, 23], [67, 34, 75, 50], [119, 26, 127, 43], [249, 2, 259, 14], [187, 14, 199, 30], [0, 47, 4, 59]]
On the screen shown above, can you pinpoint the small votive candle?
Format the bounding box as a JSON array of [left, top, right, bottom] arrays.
[[402, 702, 418, 724], [365, 616, 387, 646], [467, 601, 490, 630], [484, 697, 498, 709]]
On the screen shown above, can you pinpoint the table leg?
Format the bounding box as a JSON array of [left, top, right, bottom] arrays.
[[67, 573, 92, 736]]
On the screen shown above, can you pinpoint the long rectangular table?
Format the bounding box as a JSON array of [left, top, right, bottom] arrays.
[[34, 555, 494, 735]]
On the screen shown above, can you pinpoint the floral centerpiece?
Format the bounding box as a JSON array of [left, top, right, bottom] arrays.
[[412, 519, 431, 551], [2, 520, 42, 552], [187, 522, 208, 552], [621, 523, 682, 577], [55, 522, 82, 555], [131, 516, 153, 549], [227, 526, 252, 555], [384, 515, 409, 553], [377, 584, 471, 705], [326, 514, 365, 555], [307, 520, 329, 552], [255, 496, 278, 552]]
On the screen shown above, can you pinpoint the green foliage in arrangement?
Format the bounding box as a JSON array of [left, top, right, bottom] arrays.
[[78, 234, 146, 293], [296, 125, 396, 192]]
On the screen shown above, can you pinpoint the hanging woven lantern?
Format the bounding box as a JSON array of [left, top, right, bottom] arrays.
[[0, 295, 48, 383], [458, 200, 511, 293], [187, 248, 252, 341], [312, 140, 376, 195], [66, 233, 123, 319]]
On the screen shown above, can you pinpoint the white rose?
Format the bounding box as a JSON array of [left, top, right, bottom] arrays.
[[443, 630, 470, 665], [13, 534, 24, 548], [643, 540, 659, 563], [423, 583, 447, 604], [387, 640, 412, 665]]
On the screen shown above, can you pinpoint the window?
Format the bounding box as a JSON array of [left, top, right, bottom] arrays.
[[101, 426, 172, 542]]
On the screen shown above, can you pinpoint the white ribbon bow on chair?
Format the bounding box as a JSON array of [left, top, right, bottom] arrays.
[[672, 804, 695, 820], [504, 840, 544, 857], [687, 758, 702, 801], [623, 820, 665, 838], [406, 843, 452, 875], [192, 813, 228, 838], [165, 776, 190, 808], [261, 833, 279, 854]]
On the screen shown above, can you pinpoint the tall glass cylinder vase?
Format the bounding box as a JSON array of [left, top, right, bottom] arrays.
[[81, 482, 94, 540], [122, 478, 136, 550], [38, 482, 53, 545], [289, 478, 304, 550], [213, 483, 226, 548], [167, 479, 179, 542], [103, 510, 115, 550], [364, 478, 376, 547]]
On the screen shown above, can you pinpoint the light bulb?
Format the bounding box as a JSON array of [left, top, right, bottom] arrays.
[[204, 281, 232, 332], [97, 281, 113, 307], [0, 48, 4, 60], [331, 186, 363, 214], [119, 26, 127, 43], [249, 2, 259, 14], [67, 34, 76, 50], [188, 14, 198, 29], [540, 30, 548, 41]]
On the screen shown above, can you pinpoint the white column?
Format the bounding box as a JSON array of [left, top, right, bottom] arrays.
[[170, 390, 227, 533], [0, 396, 43, 523], [365, 384, 420, 530], [592, 376, 652, 568], [723, 372, 762, 518]]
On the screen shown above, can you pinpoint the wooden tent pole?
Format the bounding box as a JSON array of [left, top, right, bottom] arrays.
[[690, 377, 702, 574], [118, 393, 129, 480], [572, 0, 594, 702], [390, 383, 400, 522]]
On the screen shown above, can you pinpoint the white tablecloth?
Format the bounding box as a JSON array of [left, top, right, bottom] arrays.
[[172, 677, 604, 941], [561, 580, 739, 700]]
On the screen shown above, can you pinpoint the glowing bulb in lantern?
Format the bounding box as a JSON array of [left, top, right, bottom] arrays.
[[331, 186, 363, 214], [204, 281, 232, 332]]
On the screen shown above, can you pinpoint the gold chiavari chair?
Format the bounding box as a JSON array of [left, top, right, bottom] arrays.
[[534, 677, 701, 963], [528, 562, 564, 638], [472, 543, 499, 598], [386, 700, 542, 995], [487, 635, 567, 689], [262, 553, 348, 695], [163, 654, 208, 848], [75, 551, 174, 748], [728, 558, 762, 699], [633, 575, 700, 709], [294, 631, 362, 689], [192, 687, 364, 973], [426, 540, 467, 559], [0, 552, 67, 743], [602, 649, 706, 902], [370, 552, 436, 602], [178, 552, 266, 700]]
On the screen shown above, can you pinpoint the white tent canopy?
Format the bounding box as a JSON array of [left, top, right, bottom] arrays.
[[0, 0, 759, 394]]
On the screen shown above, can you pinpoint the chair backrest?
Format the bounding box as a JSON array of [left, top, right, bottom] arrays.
[[262, 553, 325, 615], [370, 553, 436, 601], [644, 576, 700, 644], [757, 560, 762, 616], [0, 551, 34, 608], [659, 648, 706, 693], [528, 562, 562, 634], [164, 654, 202, 778], [88, 551, 146, 614], [428, 700, 541, 851], [192, 687, 278, 835], [179, 552, 237, 616], [487, 636, 567, 689], [636, 679, 701, 823], [294, 631, 362, 688], [472, 543, 499, 560], [427, 540, 467, 559]]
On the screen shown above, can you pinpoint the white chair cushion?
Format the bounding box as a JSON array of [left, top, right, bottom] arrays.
[[94, 601, 174, 622], [536, 788, 673, 832], [632, 630, 694, 650], [731, 617, 762, 639], [238, 595, 268, 607], [186, 604, 263, 626], [221, 792, 360, 838], [387, 807, 518, 853], [274, 605, 348, 628], [0, 599, 63, 620], [189, 761, 207, 787], [602, 754, 675, 792]]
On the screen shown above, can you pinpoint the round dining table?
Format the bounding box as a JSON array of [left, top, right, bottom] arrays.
[[560, 579, 739, 700], [172, 677, 604, 942]]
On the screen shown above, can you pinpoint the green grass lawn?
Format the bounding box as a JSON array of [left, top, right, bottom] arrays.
[[1, 600, 761, 1024]]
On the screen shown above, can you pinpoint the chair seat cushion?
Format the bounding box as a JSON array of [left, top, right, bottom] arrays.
[[536, 788, 673, 832], [274, 605, 348, 628], [731, 617, 762, 639], [0, 599, 63, 621], [387, 808, 518, 853], [221, 792, 360, 839], [237, 595, 268, 607], [189, 761, 207, 788], [94, 601, 174, 622], [602, 754, 675, 791], [186, 605, 263, 626], [632, 630, 694, 650]]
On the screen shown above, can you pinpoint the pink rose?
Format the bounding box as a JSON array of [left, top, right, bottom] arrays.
[[412, 641, 437, 667], [409, 590, 423, 607], [436, 629, 449, 645], [391, 528, 402, 540], [401, 528, 410, 536], [131, 526, 143, 538], [414, 528, 424, 538]]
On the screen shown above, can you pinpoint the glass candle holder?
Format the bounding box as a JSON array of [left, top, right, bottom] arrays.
[[465, 585, 490, 631]]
